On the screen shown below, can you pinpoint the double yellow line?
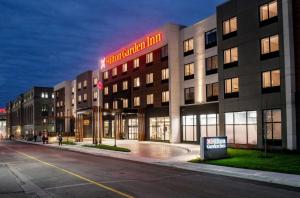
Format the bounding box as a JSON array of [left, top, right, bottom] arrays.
[[10, 147, 134, 198]]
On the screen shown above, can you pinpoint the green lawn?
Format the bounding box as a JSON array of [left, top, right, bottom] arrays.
[[83, 144, 131, 152], [62, 141, 76, 145], [190, 148, 300, 175]]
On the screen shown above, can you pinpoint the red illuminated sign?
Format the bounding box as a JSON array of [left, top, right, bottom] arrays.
[[97, 80, 104, 91], [0, 108, 6, 114], [105, 32, 163, 66]]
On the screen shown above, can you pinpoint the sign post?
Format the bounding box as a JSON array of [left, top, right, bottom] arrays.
[[200, 137, 227, 160]]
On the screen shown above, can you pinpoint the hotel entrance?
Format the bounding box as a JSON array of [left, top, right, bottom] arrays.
[[149, 117, 170, 141]]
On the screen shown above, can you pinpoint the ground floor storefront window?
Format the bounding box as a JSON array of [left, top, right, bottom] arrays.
[[150, 117, 170, 141], [182, 115, 197, 142], [263, 109, 282, 146], [200, 114, 219, 138], [103, 120, 109, 138], [225, 111, 257, 145]]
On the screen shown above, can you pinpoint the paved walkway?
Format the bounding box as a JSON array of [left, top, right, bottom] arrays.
[[17, 140, 300, 188]]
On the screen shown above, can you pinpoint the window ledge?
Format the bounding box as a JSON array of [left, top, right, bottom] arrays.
[[184, 50, 194, 57], [259, 16, 278, 27], [184, 75, 194, 81], [262, 86, 280, 94], [206, 69, 218, 75], [224, 61, 238, 69], [224, 92, 239, 99], [260, 51, 280, 60], [223, 31, 237, 40]]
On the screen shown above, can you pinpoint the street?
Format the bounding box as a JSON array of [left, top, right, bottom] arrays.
[[0, 141, 299, 198]]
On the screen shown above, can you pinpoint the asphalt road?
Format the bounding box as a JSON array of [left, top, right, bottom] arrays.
[[0, 141, 299, 198]]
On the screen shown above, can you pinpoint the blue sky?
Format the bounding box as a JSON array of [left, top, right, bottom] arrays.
[[0, 0, 224, 106]]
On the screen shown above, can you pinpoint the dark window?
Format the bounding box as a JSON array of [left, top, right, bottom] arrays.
[[161, 45, 168, 60], [206, 83, 219, 102], [205, 29, 217, 49], [184, 87, 195, 104], [206, 56, 218, 75]]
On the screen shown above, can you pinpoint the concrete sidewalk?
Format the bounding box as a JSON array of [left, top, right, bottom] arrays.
[[17, 140, 300, 188]]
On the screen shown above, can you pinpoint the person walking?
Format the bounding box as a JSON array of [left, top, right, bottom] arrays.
[[58, 134, 63, 146], [42, 135, 45, 144], [33, 134, 37, 142]]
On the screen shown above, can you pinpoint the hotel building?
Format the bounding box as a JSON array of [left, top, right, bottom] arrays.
[[0, 108, 7, 138]]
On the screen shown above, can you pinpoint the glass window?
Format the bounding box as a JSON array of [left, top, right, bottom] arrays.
[[262, 69, 280, 88], [133, 58, 140, 68], [146, 52, 153, 64], [184, 87, 194, 104], [161, 68, 169, 80], [264, 109, 282, 144], [93, 78, 98, 86], [134, 96, 140, 107], [146, 73, 154, 84], [206, 83, 219, 100], [162, 90, 169, 103], [112, 67, 117, 76], [103, 71, 109, 80], [161, 45, 168, 58], [113, 101, 118, 109], [223, 17, 237, 35], [122, 81, 128, 90], [122, 99, 128, 108], [147, 94, 154, 105], [261, 34, 279, 55], [93, 91, 98, 100], [206, 56, 218, 72], [104, 86, 109, 95], [78, 82, 82, 90], [205, 29, 217, 48], [184, 63, 194, 78], [260, 1, 278, 22], [225, 111, 257, 145], [150, 117, 170, 141], [104, 102, 109, 109], [83, 93, 87, 101], [113, 84, 118, 93], [122, 63, 128, 73], [224, 47, 238, 64], [225, 77, 239, 94], [183, 38, 194, 53], [83, 80, 87, 88], [200, 114, 219, 138], [182, 115, 197, 142], [133, 77, 140, 88]]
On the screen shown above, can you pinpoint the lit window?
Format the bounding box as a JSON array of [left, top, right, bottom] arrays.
[[146, 73, 154, 84], [41, 92, 45, 98], [72, 87, 75, 94], [103, 71, 109, 80], [93, 91, 98, 100], [78, 82, 82, 90], [184, 63, 194, 79], [113, 101, 118, 109], [200, 114, 219, 138], [147, 94, 154, 105], [104, 102, 109, 109], [146, 52, 153, 64], [162, 90, 169, 103], [104, 86, 109, 95], [182, 115, 197, 142], [78, 95, 82, 102], [184, 87, 194, 104], [83, 80, 87, 88], [134, 96, 140, 107], [161, 68, 169, 81], [262, 69, 280, 90], [225, 77, 239, 96], [113, 84, 118, 93], [122, 63, 128, 73], [122, 81, 128, 90], [123, 99, 128, 108], [206, 83, 219, 101], [225, 111, 257, 145], [223, 17, 237, 35], [260, 1, 278, 22], [206, 56, 218, 74], [133, 58, 140, 69], [112, 67, 117, 77], [93, 78, 98, 87], [263, 109, 282, 144], [71, 98, 74, 105], [83, 93, 87, 101], [60, 101, 63, 106], [133, 77, 140, 88], [183, 38, 194, 53], [224, 47, 238, 64], [261, 34, 279, 55]]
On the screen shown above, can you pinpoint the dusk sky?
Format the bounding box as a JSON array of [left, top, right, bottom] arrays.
[[0, 0, 224, 107]]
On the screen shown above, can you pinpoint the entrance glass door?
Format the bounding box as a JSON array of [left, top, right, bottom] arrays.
[[128, 119, 138, 140], [150, 117, 170, 141]]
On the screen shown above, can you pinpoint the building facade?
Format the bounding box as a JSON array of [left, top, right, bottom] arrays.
[[6, 87, 55, 138], [0, 108, 7, 138]]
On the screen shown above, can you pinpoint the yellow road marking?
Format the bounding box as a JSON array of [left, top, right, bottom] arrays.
[[10, 148, 134, 198]]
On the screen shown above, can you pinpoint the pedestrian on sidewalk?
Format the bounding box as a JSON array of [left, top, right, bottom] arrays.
[[58, 134, 63, 146], [42, 135, 46, 144], [33, 134, 37, 142]]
